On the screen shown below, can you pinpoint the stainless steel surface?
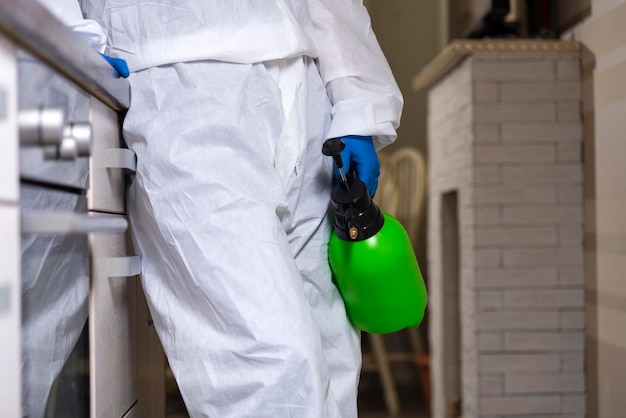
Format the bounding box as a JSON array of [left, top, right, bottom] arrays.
[[0, 0, 130, 111], [0, 87, 6, 118], [20, 183, 90, 418], [43, 122, 93, 160], [0, 31, 20, 418], [105, 148, 137, 173], [6, 2, 142, 414], [19, 54, 90, 189], [18, 107, 65, 146], [89, 230, 139, 418], [105, 256, 142, 278], [16, 43, 125, 417], [46, 137, 78, 160], [21, 212, 128, 235], [67, 122, 92, 157], [0, 283, 8, 314], [89, 98, 129, 214]]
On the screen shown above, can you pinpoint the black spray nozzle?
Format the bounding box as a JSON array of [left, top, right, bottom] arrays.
[[322, 138, 349, 188], [329, 177, 384, 241], [323, 138, 383, 241]]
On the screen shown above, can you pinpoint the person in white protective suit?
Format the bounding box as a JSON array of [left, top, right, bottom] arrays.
[[46, 1, 403, 416]]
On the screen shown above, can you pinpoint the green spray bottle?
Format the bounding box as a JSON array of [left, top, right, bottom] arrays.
[[323, 138, 428, 334]]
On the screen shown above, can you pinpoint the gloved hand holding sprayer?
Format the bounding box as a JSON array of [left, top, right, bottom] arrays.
[[334, 135, 380, 197], [324, 136, 428, 334]]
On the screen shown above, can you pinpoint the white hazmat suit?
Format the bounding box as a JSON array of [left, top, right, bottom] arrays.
[[46, 0, 403, 416]]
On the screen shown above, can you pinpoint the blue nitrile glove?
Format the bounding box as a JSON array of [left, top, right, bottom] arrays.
[[99, 53, 129, 78], [337, 135, 380, 198]]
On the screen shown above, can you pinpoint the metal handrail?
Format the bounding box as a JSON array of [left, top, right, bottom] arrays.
[[0, 0, 130, 111]]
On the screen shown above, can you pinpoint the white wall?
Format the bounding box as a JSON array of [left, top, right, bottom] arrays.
[[568, 1, 626, 416]]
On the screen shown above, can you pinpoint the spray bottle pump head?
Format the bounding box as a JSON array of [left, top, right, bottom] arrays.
[[322, 138, 384, 241]]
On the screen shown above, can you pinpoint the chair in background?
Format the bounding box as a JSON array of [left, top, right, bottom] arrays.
[[363, 146, 428, 416], [373, 152, 402, 216], [389, 147, 427, 252]]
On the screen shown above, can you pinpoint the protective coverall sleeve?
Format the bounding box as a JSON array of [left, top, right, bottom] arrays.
[[38, 0, 107, 53], [307, 0, 404, 150]]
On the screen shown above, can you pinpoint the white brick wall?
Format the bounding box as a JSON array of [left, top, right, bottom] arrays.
[[427, 57, 477, 418], [505, 373, 585, 393], [501, 123, 582, 142], [500, 81, 581, 102], [427, 45, 585, 418], [504, 332, 584, 350], [473, 61, 555, 81], [480, 396, 561, 415]]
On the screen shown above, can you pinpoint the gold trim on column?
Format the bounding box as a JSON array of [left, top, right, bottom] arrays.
[[411, 39, 581, 92]]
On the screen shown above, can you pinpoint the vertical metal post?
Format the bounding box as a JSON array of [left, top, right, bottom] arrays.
[[0, 31, 21, 418]]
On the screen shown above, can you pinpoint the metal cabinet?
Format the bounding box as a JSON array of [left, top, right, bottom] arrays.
[[0, 0, 166, 417], [89, 99, 137, 418]]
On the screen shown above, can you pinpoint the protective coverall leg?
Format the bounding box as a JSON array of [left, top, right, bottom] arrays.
[[123, 57, 361, 417]]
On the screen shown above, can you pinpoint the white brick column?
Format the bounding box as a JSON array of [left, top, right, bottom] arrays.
[[423, 40, 585, 418]]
